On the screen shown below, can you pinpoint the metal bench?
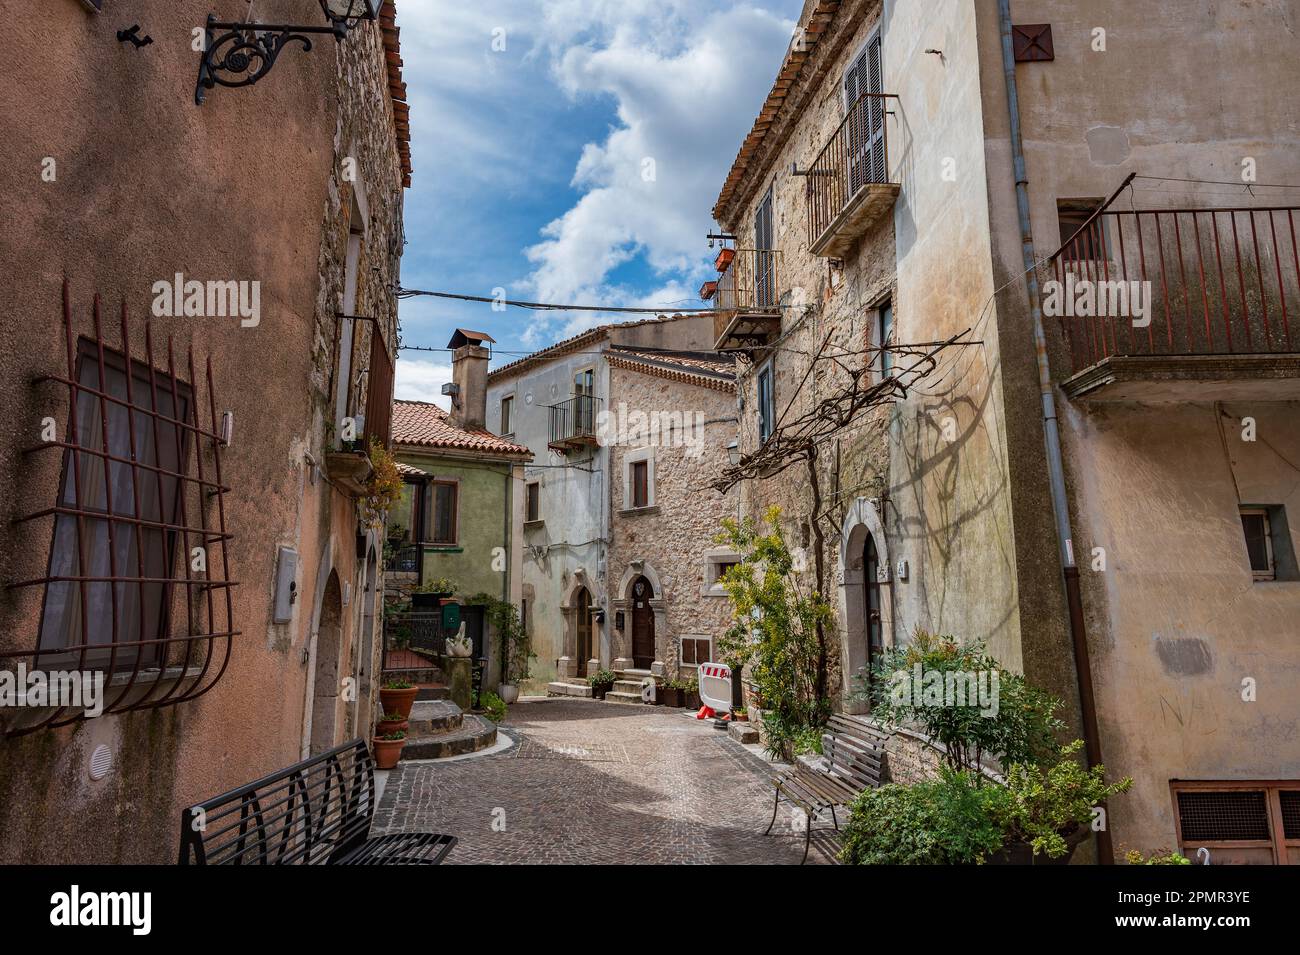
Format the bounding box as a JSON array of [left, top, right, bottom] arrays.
[[763, 714, 886, 863], [178, 738, 456, 865]]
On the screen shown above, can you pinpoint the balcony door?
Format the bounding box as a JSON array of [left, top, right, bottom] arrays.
[[844, 29, 885, 193], [754, 187, 775, 309], [573, 367, 594, 434]]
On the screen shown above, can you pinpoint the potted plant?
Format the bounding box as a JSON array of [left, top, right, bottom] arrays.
[[588, 669, 616, 700], [732, 706, 749, 722], [377, 710, 407, 735], [412, 576, 456, 610], [660, 680, 682, 708], [372, 730, 406, 770], [379, 678, 418, 721], [683, 675, 700, 709]]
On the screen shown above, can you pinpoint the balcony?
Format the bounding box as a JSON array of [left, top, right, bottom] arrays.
[[548, 394, 602, 454], [805, 92, 900, 259], [709, 247, 784, 351], [1048, 200, 1300, 402]]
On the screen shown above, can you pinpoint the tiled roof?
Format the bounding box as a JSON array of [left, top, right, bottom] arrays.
[[392, 401, 532, 459], [605, 347, 737, 392], [395, 460, 428, 476], [713, 0, 867, 226], [380, 3, 412, 187], [486, 314, 701, 382]]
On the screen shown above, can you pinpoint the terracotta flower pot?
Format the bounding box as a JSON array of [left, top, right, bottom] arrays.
[[714, 248, 735, 272], [379, 685, 419, 720], [377, 717, 408, 736], [699, 280, 718, 301], [372, 736, 405, 770]]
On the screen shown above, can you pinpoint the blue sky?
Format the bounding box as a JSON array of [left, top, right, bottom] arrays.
[[391, 0, 804, 404]]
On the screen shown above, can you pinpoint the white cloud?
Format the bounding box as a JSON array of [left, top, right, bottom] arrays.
[[394, 355, 453, 409]]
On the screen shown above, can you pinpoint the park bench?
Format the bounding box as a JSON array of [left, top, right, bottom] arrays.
[[763, 714, 887, 863], [178, 738, 456, 865]]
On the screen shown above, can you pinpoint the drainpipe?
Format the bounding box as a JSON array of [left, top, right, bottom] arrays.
[[997, 0, 1111, 863], [501, 465, 511, 688]]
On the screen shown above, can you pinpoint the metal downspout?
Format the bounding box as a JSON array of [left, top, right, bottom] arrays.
[[996, 0, 1111, 863]]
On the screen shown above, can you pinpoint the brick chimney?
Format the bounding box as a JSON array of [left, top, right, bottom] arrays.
[[446, 329, 495, 431]]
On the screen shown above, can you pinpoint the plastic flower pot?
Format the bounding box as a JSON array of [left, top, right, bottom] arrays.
[[498, 683, 520, 704]]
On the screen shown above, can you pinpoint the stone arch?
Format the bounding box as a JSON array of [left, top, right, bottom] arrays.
[[837, 497, 894, 714], [558, 569, 598, 678], [611, 560, 669, 675], [310, 570, 344, 755]]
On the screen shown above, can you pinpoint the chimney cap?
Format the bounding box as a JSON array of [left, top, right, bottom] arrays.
[[447, 328, 496, 349]]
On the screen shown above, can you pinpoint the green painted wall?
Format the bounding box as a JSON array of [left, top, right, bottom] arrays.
[[393, 451, 513, 603]]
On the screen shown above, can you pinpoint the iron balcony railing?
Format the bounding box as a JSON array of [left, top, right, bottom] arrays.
[[805, 92, 897, 248], [713, 248, 784, 313], [1048, 201, 1300, 373], [548, 394, 602, 445]]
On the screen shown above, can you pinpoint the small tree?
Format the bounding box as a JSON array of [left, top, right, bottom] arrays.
[[716, 507, 833, 753], [470, 593, 533, 684]]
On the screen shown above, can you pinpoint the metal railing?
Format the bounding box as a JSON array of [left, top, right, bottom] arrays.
[[713, 248, 784, 313], [805, 92, 897, 247], [548, 394, 602, 445], [381, 611, 445, 672], [1048, 202, 1300, 373]]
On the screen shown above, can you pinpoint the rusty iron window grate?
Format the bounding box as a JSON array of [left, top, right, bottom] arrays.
[[1176, 789, 1271, 842], [3, 281, 239, 734]]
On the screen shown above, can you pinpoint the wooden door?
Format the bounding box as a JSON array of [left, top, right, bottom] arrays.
[[630, 576, 655, 669], [864, 534, 883, 688], [575, 587, 592, 664]]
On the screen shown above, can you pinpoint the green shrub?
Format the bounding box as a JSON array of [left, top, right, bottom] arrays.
[[840, 769, 1011, 865], [1124, 848, 1192, 865], [480, 691, 507, 723]]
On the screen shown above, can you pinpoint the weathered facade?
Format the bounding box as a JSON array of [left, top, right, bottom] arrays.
[[0, 0, 410, 862], [711, 0, 1300, 859], [484, 315, 735, 692]]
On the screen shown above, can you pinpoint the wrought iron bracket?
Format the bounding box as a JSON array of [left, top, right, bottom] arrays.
[[195, 15, 343, 106]]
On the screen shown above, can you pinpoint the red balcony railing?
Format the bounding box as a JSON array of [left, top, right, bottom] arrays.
[[1049, 201, 1300, 373]]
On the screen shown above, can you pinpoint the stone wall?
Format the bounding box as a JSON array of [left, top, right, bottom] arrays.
[[605, 366, 740, 678]]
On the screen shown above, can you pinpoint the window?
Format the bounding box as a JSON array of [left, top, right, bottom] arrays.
[[757, 362, 775, 443], [1056, 199, 1109, 260], [680, 635, 712, 667], [1171, 781, 1300, 864], [703, 550, 742, 596], [755, 186, 775, 308], [843, 28, 885, 188], [631, 460, 649, 508], [499, 395, 513, 435], [875, 300, 894, 378], [38, 341, 191, 667], [423, 481, 458, 545], [1240, 505, 1296, 581], [525, 481, 540, 523]]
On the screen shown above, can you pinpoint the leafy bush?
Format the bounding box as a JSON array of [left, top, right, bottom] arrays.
[[479, 691, 508, 723], [861, 629, 1064, 774], [762, 712, 824, 761], [995, 741, 1132, 858], [362, 440, 404, 529], [840, 770, 1012, 865], [1124, 848, 1191, 865]]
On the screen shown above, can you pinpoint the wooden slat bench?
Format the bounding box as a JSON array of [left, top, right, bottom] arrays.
[[763, 715, 887, 863], [178, 738, 456, 865]]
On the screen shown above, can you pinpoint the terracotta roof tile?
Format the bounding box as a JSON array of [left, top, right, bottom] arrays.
[[392, 401, 532, 458]]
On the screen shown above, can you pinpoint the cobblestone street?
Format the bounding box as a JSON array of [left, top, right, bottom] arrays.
[[373, 699, 829, 864]]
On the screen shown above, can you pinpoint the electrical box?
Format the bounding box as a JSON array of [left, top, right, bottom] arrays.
[[273, 547, 298, 623], [440, 602, 461, 635]]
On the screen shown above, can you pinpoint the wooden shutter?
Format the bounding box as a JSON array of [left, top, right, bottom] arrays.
[[363, 328, 394, 449]]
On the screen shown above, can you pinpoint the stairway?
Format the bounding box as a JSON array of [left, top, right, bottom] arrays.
[[546, 678, 592, 698], [383, 665, 450, 701], [605, 671, 655, 705], [399, 698, 498, 761]]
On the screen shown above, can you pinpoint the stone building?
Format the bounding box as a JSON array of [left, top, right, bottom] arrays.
[[0, 0, 410, 862], [387, 331, 532, 691], [710, 0, 1300, 860], [484, 314, 743, 693]]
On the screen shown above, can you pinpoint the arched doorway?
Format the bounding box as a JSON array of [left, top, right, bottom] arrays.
[[863, 533, 883, 693], [630, 575, 655, 669], [575, 586, 593, 666], [310, 571, 343, 755]]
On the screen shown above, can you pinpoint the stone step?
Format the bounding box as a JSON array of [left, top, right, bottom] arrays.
[[612, 679, 649, 694], [604, 690, 649, 705], [407, 699, 463, 736], [400, 713, 498, 761], [416, 683, 450, 701], [547, 680, 592, 698], [384, 666, 442, 685]]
